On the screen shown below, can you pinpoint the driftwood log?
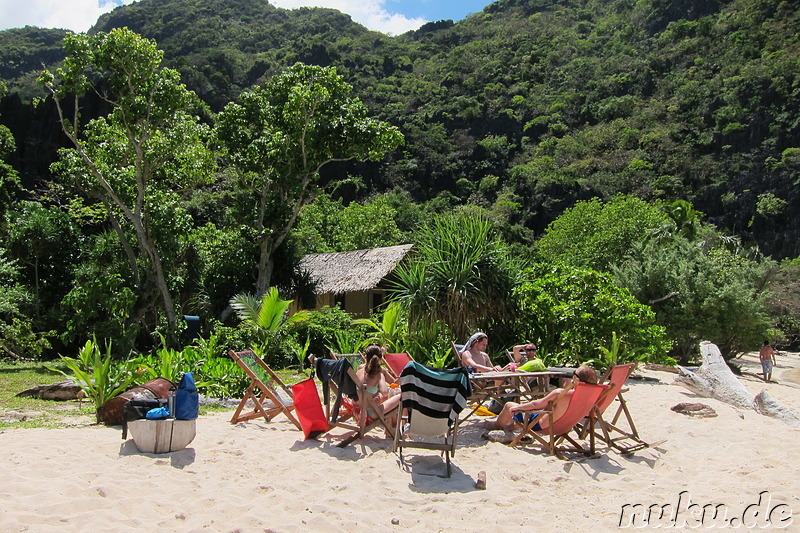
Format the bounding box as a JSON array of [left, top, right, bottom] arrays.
[[674, 341, 800, 428], [16, 381, 82, 401]]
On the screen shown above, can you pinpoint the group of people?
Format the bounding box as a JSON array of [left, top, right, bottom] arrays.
[[460, 331, 537, 371], [458, 331, 597, 433], [356, 332, 583, 436], [350, 334, 781, 441]]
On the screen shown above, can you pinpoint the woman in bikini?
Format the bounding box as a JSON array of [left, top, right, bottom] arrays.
[[355, 345, 401, 424]]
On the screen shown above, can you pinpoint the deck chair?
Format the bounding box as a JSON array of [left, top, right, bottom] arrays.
[[310, 355, 398, 448], [393, 362, 471, 477], [383, 352, 414, 380], [509, 379, 609, 459], [329, 351, 365, 370], [451, 342, 465, 367], [583, 363, 648, 454], [228, 349, 301, 430]]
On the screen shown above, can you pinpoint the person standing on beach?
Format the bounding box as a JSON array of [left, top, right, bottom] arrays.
[[759, 340, 777, 382]]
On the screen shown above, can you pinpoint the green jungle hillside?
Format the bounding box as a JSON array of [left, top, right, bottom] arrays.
[[2, 0, 798, 254], [0, 0, 798, 367]]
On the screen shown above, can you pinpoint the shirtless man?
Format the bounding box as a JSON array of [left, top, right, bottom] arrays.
[[759, 340, 776, 382], [485, 365, 598, 432], [460, 332, 503, 372]]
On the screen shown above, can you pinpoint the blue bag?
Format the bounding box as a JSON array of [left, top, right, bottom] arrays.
[[145, 407, 170, 419], [175, 372, 199, 420]]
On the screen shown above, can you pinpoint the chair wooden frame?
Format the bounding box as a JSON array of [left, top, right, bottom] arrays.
[[583, 363, 649, 454], [310, 355, 397, 448], [228, 349, 301, 430], [451, 341, 465, 367], [393, 363, 469, 478], [510, 379, 610, 459]]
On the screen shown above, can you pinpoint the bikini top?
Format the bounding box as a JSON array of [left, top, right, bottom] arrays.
[[365, 384, 380, 395]]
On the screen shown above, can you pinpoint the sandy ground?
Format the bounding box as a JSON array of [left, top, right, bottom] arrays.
[[1, 351, 799, 532]]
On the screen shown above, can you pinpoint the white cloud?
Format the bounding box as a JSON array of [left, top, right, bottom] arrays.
[[0, 0, 135, 32], [269, 0, 427, 35]]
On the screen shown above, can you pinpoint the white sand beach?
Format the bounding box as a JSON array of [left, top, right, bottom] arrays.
[[1, 351, 799, 532]]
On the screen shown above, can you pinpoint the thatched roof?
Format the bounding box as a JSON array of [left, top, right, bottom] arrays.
[[298, 244, 414, 294]]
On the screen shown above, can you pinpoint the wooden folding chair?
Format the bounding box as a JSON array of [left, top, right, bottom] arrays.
[[393, 362, 471, 477], [510, 379, 609, 459], [228, 349, 301, 430], [451, 341, 465, 367], [310, 355, 397, 448], [584, 363, 649, 454]]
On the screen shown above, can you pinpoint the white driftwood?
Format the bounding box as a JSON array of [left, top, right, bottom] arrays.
[[753, 390, 800, 428], [674, 341, 800, 428]]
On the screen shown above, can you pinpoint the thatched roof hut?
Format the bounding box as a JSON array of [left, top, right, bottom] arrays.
[[298, 244, 413, 316]]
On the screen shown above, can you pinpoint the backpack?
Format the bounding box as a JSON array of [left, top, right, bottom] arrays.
[[121, 398, 167, 439], [174, 371, 199, 420]]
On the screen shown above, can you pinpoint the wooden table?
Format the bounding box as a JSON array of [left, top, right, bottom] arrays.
[[462, 371, 565, 421]]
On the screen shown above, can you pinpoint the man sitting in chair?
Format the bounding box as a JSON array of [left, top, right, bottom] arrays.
[[485, 365, 598, 432]]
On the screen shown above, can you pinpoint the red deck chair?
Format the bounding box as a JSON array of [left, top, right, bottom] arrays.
[[383, 352, 413, 380]]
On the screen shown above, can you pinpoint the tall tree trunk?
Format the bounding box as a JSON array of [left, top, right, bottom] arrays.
[[255, 236, 274, 297]]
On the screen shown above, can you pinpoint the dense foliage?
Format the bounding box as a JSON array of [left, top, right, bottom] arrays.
[[514, 264, 671, 366], [0, 0, 797, 370], [1, 0, 798, 255], [390, 212, 522, 341]]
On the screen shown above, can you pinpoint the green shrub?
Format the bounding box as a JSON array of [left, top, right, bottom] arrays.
[[514, 264, 671, 366], [48, 338, 140, 423]]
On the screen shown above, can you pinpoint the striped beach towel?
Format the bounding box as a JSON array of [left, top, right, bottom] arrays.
[[398, 362, 471, 425]]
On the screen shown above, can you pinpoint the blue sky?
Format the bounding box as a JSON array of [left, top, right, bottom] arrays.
[[0, 0, 496, 35]]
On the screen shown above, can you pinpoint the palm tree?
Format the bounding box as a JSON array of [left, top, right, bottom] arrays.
[[230, 288, 310, 356]]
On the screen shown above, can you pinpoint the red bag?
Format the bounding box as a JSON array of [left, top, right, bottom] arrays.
[[290, 378, 329, 439]]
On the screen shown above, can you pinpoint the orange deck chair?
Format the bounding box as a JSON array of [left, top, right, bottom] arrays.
[[584, 363, 649, 453], [510, 379, 610, 459]]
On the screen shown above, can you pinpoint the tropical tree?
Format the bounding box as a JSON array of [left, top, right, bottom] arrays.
[[291, 193, 406, 254], [390, 212, 522, 340], [0, 249, 38, 359], [4, 201, 77, 321], [612, 234, 773, 361], [0, 81, 21, 215], [39, 28, 215, 335], [536, 195, 670, 271], [216, 63, 404, 296]]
